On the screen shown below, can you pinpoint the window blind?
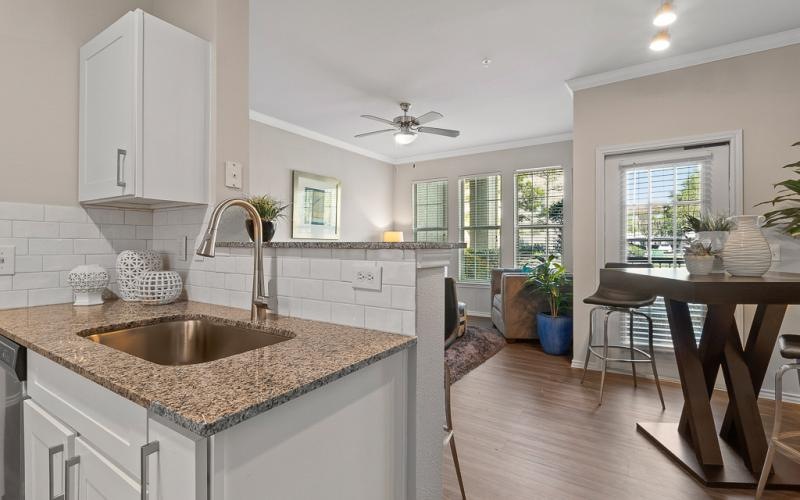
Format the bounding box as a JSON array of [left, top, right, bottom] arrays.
[[514, 167, 564, 267], [620, 157, 711, 348], [459, 174, 501, 282], [413, 180, 448, 242]]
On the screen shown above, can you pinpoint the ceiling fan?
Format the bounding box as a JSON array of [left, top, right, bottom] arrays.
[[355, 102, 460, 145]]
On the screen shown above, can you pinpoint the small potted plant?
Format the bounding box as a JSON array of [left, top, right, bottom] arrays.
[[524, 255, 572, 356], [683, 239, 715, 276], [684, 212, 731, 272], [244, 194, 289, 242]]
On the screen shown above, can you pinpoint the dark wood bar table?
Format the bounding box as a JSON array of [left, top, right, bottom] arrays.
[[599, 267, 800, 490]]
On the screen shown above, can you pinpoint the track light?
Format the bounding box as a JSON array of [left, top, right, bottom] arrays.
[[653, 1, 677, 27], [649, 30, 671, 51]]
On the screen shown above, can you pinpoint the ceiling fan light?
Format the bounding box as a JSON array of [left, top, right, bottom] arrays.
[[649, 30, 671, 51], [653, 1, 677, 27], [394, 130, 417, 145]]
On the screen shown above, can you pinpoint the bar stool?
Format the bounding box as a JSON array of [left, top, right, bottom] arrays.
[[444, 363, 467, 499], [756, 335, 800, 499], [581, 263, 665, 409]]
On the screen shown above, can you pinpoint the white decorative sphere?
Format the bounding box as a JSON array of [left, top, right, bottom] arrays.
[[136, 271, 183, 305], [67, 264, 109, 306], [116, 250, 163, 301]]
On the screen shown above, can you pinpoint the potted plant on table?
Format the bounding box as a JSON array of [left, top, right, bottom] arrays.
[[524, 255, 572, 356], [684, 212, 731, 273], [683, 239, 716, 276], [244, 194, 289, 242]]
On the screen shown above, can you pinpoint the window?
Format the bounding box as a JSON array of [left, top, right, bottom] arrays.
[[514, 167, 564, 267], [459, 174, 501, 282], [621, 158, 711, 348], [413, 180, 448, 242]]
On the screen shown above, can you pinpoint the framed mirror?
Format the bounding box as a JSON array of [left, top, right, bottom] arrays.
[[292, 170, 341, 239]]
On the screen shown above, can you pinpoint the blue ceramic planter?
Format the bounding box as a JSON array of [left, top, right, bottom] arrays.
[[537, 312, 573, 356]]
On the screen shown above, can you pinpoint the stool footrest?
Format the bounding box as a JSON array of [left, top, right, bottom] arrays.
[[587, 344, 653, 363]]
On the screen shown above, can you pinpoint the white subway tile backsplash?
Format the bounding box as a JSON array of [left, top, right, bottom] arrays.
[[0, 221, 11, 238], [224, 273, 248, 291], [331, 303, 365, 327], [229, 290, 251, 310], [0, 238, 28, 255], [281, 258, 310, 278], [367, 249, 404, 261], [277, 296, 301, 316], [73, 239, 113, 255], [124, 210, 153, 226], [13, 272, 60, 290], [14, 256, 42, 273], [29, 239, 73, 255], [309, 258, 341, 281], [293, 278, 323, 299], [323, 281, 355, 303], [355, 287, 392, 307], [300, 299, 331, 321], [59, 222, 101, 239], [340, 259, 374, 282], [86, 208, 125, 225], [364, 307, 402, 333], [390, 286, 415, 310], [45, 205, 87, 223], [28, 287, 73, 306], [210, 288, 230, 307], [135, 226, 153, 240], [276, 248, 302, 258], [42, 255, 85, 272], [0, 276, 11, 291], [333, 249, 367, 260], [100, 224, 136, 240], [206, 271, 226, 289], [0, 202, 44, 221], [401, 311, 416, 335], [153, 210, 169, 226], [12, 221, 60, 238], [382, 261, 416, 286], [301, 248, 332, 259], [111, 239, 147, 252], [0, 290, 28, 309], [85, 254, 118, 268], [214, 257, 237, 274]]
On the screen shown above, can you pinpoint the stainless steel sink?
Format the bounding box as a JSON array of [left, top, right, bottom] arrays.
[[83, 319, 292, 366]]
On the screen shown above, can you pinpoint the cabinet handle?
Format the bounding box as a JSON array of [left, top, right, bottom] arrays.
[[117, 148, 127, 187], [48, 444, 64, 500], [140, 441, 159, 500], [64, 456, 80, 500]]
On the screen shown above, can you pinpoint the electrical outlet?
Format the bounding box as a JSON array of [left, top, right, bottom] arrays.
[[225, 161, 243, 189], [351, 264, 382, 291], [0, 246, 15, 275], [770, 242, 781, 261]]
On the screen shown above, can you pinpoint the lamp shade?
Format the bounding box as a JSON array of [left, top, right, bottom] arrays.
[[383, 231, 404, 243]]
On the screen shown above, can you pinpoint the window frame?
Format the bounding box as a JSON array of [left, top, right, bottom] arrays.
[[513, 166, 565, 268], [458, 172, 502, 284], [411, 177, 449, 243]]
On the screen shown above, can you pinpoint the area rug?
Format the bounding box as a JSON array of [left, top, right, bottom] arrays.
[[445, 324, 507, 384]]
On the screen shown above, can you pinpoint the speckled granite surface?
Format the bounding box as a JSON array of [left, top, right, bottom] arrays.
[[0, 301, 415, 437], [216, 241, 466, 249]]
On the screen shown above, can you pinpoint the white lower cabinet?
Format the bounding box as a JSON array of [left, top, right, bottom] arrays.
[[23, 399, 76, 500], [70, 437, 140, 500]]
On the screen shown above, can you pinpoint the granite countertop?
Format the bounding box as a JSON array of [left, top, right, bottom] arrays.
[[216, 241, 466, 250], [0, 301, 415, 437]]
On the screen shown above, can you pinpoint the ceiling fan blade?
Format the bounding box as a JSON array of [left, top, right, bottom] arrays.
[[417, 126, 460, 138], [415, 111, 443, 125], [360, 114, 397, 126], [354, 129, 396, 138]]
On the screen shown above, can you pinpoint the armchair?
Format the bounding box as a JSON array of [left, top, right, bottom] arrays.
[[490, 268, 549, 340]]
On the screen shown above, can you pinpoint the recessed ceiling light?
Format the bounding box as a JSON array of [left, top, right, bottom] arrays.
[[649, 30, 671, 51], [653, 1, 677, 27], [481, 58, 492, 68]]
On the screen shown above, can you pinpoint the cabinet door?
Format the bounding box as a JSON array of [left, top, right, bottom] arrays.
[[23, 399, 76, 500], [69, 437, 139, 500], [78, 10, 139, 202]]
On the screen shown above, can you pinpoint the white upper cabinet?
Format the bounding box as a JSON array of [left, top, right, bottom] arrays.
[[79, 9, 209, 206]]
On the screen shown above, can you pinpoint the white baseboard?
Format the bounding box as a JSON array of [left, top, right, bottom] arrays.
[[571, 360, 800, 404]]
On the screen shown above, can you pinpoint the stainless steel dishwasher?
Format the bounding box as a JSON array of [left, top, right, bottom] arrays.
[[0, 335, 25, 500]]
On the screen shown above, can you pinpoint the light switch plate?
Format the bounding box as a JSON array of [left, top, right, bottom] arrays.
[[770, 242, 781, 261], [225, 161, 243, 189], [351, 264, 382, 291], [0, 246, 15, 275]]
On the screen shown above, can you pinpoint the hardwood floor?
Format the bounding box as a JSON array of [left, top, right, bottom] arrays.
[[443, 324, 800, 500]]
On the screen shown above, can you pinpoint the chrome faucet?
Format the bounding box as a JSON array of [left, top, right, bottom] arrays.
[[196, 199, 269, 322]]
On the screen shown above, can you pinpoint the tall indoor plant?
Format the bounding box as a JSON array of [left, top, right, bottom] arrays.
[[245, 194, 289, 242], [525, 255, 572, 355], [758, 141, 800, 237]]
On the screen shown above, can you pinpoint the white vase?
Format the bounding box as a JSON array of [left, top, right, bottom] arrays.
[[721, 215, 772, 277], [685, 255, 715, 276], [697, 230, 728, 273]]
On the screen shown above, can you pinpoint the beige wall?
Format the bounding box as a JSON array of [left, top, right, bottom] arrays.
[[572, 44, 800, 392], [248, 120, 395, 241], [393, 140, 573, 315], [0, 0, 153, 206]]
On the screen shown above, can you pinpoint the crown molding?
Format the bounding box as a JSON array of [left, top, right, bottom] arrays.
[[391, 132, 573, 165], [249, 110, 394, 164], [566, 27, 800, 94]]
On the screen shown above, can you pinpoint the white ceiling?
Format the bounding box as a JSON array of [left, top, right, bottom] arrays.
[[249, 0, 800, 162]]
